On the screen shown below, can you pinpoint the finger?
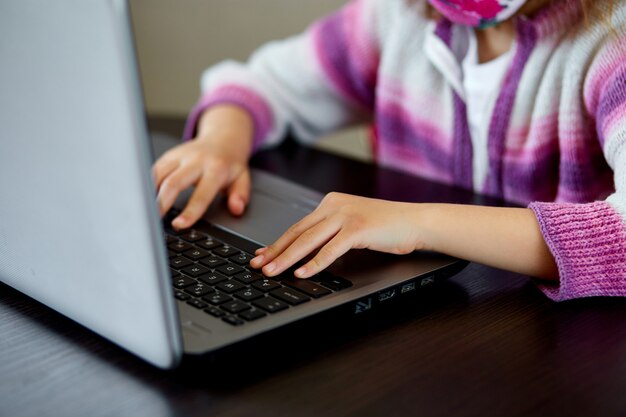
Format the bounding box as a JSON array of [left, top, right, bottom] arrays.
[[152, 157, 179, 190], [226, 170, 251, 216], [250, 209, 327, 269], [260, 217, 342, 277], [294, 230, 353, 278], [156, 165, 202, 217], [172, 170, 227, 229]]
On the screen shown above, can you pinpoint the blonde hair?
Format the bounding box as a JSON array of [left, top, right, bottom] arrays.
[[579, 0, 616, 30]]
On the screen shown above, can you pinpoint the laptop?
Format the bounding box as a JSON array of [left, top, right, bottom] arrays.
[[0, 0, 465, 368]]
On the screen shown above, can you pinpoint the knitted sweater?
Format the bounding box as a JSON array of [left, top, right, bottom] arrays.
[[183, 0, 626, 301]]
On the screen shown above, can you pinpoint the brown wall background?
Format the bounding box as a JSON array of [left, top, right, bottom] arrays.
[[130, 0, 371, 160]]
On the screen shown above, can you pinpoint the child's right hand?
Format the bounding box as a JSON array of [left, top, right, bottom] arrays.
[[152, 104, 255, 230]]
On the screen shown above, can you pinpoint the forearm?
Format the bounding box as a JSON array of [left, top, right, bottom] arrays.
[[419, 204, 558, 280]]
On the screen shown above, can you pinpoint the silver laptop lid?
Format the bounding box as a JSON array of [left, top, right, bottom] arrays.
[[0, 0, 182, 368]]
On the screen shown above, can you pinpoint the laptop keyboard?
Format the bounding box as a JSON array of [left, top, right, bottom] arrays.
[[164, 220, 352, 326]]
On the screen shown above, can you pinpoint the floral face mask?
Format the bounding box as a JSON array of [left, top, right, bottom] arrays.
[[428, 0, 529, 28]]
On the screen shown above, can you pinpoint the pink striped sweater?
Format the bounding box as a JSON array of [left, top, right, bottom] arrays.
[[184, 0, 626, 301]]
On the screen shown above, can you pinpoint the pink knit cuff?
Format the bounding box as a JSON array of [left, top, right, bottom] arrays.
[[529, 201, 626, 301], [182, 84, 274, 153]]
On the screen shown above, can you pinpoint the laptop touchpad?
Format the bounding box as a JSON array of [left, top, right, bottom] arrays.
[[205, 190, 313, 247]]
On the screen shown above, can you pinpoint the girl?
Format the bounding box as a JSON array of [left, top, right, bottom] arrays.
[[153, 0, 626, 301]]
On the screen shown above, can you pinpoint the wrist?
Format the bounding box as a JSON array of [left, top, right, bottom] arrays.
[[410, 203, 440, 253], [196, 104, 255, 155]]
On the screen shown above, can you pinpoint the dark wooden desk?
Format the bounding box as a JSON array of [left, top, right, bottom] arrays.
[[2, 117, 626, 417]]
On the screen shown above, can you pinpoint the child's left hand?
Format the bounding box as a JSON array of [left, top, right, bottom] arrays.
[[250, 192, 426, 278]]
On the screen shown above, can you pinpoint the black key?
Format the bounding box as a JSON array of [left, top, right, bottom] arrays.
[[310, 271, 333, 282], [216, 264, 245, 276], [183, 248, 210, 260], [229, 252, 254, 266], [174, 290, 191, 301], [317, 275, 353, 291], [173, 276, 196, 289], [221, 300, 251, 314], [222, 316, 245, 326], [202, 292, 233, 305], [253, 296, 289, 313], [215, 280, 246, 294], [170, 268, 181, 278], [181, 229, 206, 243], [213, 245, 239, 257], [204, 307, 225, 318], [234, 271, 263, 284], [165, 234, 177, 244], [165, 228, 183, 237], [181, 264, 211, 277], [272, 267, 299, 281], [234, 287, 264, 302], [168, 250, 177, 258], [170, 256, 193, 269], [283, 279, 332, 298], [239, 309, 266, 321], [198, 272, 229, 286], [251, 279, 281, 292], [197, 238, 221, 251], [184, 283, 213, 297], [186, 299, 208, 309], [270, 288, 311, 305], [163, 210, 181, 229], [199, 256, 227, 268], [168, 240, 193, 253], [164, 219, 183, 235]]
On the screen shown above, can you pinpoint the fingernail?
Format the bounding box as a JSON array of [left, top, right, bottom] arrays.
[[230, 195, 246, 216], [251, 255, 264, 267], [295, 267, 306, 278], [234, 198, 243, 214], [264, 262, 276, 274], [172, 216, 186, 230]]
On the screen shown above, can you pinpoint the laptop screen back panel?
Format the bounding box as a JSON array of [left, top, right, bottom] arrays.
[[0, 0, 182, 368]]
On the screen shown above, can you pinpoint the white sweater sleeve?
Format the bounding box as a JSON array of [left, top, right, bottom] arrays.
[[183, 0, 382, 150]]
